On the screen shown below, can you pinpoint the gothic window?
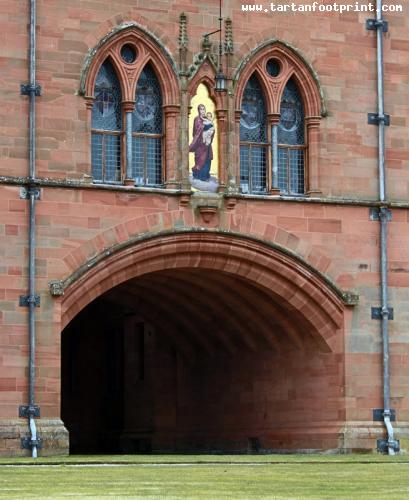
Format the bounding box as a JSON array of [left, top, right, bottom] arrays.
[[91, 60, 122, 183], [132, 64, 163, 186], [239, 75, 267, 194], [236, 42, 324, 196], [239, 74, 305, 195], [85, 28, 181, 188], [277, 78, 305, 195]]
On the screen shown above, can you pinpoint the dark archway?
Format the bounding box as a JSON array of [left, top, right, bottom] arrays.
[[61, 246, 347, 453]]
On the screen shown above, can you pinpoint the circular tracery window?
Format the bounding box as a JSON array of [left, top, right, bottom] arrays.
[[120, 44, 137, 64], [266, 58, 281, 78]]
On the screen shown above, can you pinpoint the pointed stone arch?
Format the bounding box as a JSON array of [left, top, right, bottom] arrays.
[[80, 23, 179, 105], [233, 39, 326, 117]]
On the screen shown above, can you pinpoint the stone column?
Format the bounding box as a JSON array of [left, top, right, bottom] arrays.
[[216, 103, 228, 192], [84, 97, 95, 181], [268, 113, 281, 194], [233, 110, 242, 189], [179, 79, 191, 190], [123, 101, 135, 186], [305, 116, 322, 195], [163, 104, 181, 189]]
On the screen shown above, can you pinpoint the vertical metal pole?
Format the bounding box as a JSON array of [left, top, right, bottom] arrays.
[[272, 124, 278, 190], [375, 0, 395, 455], [380, 208, 394, 455], [27, 0, 38, 458], [376, 0, 386, 203], [125, 111, 133, 181], [29, 0, 36, 181]]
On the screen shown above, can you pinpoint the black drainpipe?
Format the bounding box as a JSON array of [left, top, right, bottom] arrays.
[[19, 0, 41, 458]]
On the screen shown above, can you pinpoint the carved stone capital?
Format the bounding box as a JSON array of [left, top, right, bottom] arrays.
[[305, 116, 321, 128], [267, 113, 281, 125], [84, 96, 95, 110], [163, 104, 181, 117], [122, 100, 135, 113]]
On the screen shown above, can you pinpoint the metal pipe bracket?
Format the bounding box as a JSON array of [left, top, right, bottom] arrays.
[[20, 83, 42, 96], [19, 405, 41, 418], [366, 19, 388, 32], [368, 113, 390, 126], [21, 437, 43, 450]]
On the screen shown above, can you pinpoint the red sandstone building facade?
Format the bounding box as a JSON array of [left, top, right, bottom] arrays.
[[0, 0, 408, 455]]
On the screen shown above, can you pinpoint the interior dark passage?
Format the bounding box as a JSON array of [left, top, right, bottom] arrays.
[[61, 268, 343, 454]]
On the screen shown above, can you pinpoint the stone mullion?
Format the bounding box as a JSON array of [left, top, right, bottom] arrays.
[[268, 113, 281, 194], [122, 101, 135, 185], [305, 116, 321, 195], [225, 89, 238, 194], [234, 110, 242, 189], [179, 80, 190, 190], [163, 105, 181, 189], [84, 97, 95, 180], [216, 105, 228, 192]]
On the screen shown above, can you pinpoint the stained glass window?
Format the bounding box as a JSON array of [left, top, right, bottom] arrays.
[[277, 78, 305, 195], [132, 64, 163, 186], [91, 60, 122, 183], [240, 75, 266, 143], [240, 75, 267, 193], [132, 65, 162, 134], [278, 78, 304, 146], [92, 60, 122, 132]]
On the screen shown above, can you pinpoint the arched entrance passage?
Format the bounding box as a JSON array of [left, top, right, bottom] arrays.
[[61, 232, 347, 453]]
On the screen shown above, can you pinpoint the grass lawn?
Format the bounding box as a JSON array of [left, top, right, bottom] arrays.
[[0, 454, 408, 498]]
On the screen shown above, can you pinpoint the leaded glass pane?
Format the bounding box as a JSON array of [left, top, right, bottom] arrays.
[[277, 147, 288, 192], [240, 144, 267, 194], [240, 75, 266, 143], [91, 133, 103, 180], [240, 145, 250, 193], [91, 132, 121, 183], [278, 78, 304, 145], [289, 149, 304, 194], [104, 134, 122, 182], [92, 60, 122, 131], [250, 146, 267, 192], [132, 136, 162, 186], [277, 146, 305, 195], [133, 64, 162, 134]]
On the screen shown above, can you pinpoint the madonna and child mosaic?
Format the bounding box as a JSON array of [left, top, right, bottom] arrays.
[[189, 84, 219, 192]]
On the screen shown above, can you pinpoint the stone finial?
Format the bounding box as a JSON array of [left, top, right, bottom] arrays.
[[179, 13, 188, 50], [49, 280, 65, 297], [224, 18, 234, 55]]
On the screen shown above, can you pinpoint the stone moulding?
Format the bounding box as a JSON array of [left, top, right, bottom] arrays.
[[233, 37, 327, 117], [48, 228, 359, 307], [79, 22, 179, 97]]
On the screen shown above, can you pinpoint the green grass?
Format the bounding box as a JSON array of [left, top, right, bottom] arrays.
[[0, 455, 408, 498]]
